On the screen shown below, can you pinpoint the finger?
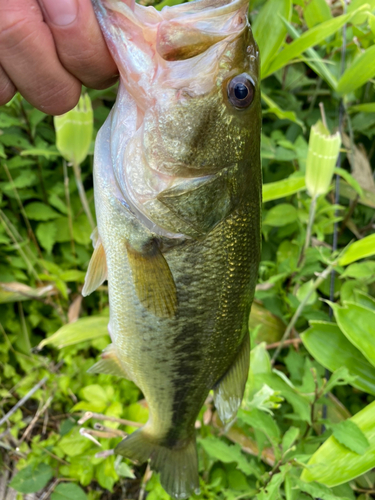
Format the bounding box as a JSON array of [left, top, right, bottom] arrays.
[[37, 0, 118, 90], [0, 0, 81, 115], [0, 65, 16, 106]]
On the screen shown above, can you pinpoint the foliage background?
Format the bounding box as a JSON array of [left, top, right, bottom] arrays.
[[1, 0, 375, 498]]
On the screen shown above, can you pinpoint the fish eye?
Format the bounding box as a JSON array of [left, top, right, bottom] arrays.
[[227, 74, 255, 109]]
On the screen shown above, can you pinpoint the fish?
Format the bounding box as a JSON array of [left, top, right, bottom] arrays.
[[84, 0, 261, 497]]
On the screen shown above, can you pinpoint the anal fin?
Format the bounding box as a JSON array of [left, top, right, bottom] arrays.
[[82, 233, 107, 296], [126, 241, 178, 318], [213, 333, 250, 426], [87, 343, 131, 380]]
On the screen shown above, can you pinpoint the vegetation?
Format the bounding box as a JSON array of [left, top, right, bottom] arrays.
[[1, 0, 375, 498]]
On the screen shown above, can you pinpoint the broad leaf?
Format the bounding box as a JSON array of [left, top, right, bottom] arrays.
[[25, 202, 60, 221], [200, 436, 255, 475], [9, 464, 53, 493], [339, 233, 375, 265], [265, 8, 366, 77], [337, 46, 375, 94], [51, 483, 88, 500], [301, 321, 375, 395], [331, 302, 375, 368], [301, 400, 375, 486], [252, 0, 292, 76], [331, 420, 370, 455], [263, 176, 306, 203], [38, 315, 109, 349]]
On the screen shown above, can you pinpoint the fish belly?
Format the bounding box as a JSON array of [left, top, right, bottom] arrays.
[[92, 104, 261, 499]]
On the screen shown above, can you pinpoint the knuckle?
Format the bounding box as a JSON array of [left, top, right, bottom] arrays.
[[38, 82, 81, 115], [0, 16, 40, 52], [0, 68, 16, 105]]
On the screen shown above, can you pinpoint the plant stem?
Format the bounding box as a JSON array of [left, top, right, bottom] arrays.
[[63, 160, 76, 261], [271, 262, 335, 365], [298, 195, 317, 267], [72, 161, 95, 230]]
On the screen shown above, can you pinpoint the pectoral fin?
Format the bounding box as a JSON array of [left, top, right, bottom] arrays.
[[82, 235, 108, 296], [213, 333, 250, 426], [126, 241, 178, 318], [87, 343, 131, 380]]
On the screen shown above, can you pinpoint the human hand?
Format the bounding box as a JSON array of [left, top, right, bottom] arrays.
[[0, 0, 118, 115]]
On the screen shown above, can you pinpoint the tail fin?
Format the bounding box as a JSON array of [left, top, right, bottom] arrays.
[[115, 428, 199, 499]]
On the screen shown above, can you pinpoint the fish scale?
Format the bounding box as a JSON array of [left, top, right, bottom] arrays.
[[84, 0, 261, 497]]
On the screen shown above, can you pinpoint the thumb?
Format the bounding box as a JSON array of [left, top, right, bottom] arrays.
[[38, 0, 118, 90]]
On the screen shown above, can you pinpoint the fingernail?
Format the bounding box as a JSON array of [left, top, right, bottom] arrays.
[[40, 0, 78, 26]]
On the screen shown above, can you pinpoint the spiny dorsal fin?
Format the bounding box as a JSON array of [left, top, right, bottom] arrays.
[[82, 235, 107, 296], [87, 343, 131, 379], [126, 241, 178, 318], [213, 333, 250, 426]]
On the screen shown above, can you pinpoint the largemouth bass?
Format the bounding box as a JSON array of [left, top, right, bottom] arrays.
[[84, 0, 261, 497]]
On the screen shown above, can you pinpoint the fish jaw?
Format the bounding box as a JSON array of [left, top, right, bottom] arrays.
[[92, 0, 258, 173]]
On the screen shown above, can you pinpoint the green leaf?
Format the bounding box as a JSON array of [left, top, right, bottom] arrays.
[[80, 384, 109, 405], [349, 103, 375, 113], [301, 321, 375, 395], [238, 408, 280, 446], [331, 420, 370, 455], [59, 270, 86, 282], [38, 315, 109, 350], [96, 455, 119, 491], [332, 301, 375, 368], [58, 429, 93, 457], [282, 427, 299, 454], [36, 221, 57, 253], [262, 175, 306, 202], [9, 464, 53, 493], [334, 167, 363, 197], [265, 8, 366, 77], [20, 148, 60, 158], [51, 483, 88, 500], [324, 366, 358, 394], [262, 93, 304, 129], [263, 204, 298, 227], [304, 0, 332, 28], [301, 400, 375, 486], [339, 233, 375, 265], [257, 472, 285, 500], [252, 0, 292, 76], [25, 202, 60, 221], [73, 214, 92, 245], [199, 436, 254, 475], [337, 46, 375, 95], [295, 478, 350, 500]]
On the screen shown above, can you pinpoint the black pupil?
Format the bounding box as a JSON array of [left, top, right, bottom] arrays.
[[234, 82, 248, 100]]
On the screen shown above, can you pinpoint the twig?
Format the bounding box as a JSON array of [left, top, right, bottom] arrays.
[[2, 163, 42, 257], [95, 449, 115, 459], [0, 210, 40, 282], [71, 161, 95, 230], [93, 423, 127, 437], [33, 442, 69, 465], [62, 160, 76, 261], [319, 102, 327, 129], [266, 338, 302, 350], [78, 411, 142, 428], [0, 376, 48, 427], [138, 464, 152, 500], [271, 263, 336, 365], [20, 396, 53, 443], [38, 479, 59, 500]]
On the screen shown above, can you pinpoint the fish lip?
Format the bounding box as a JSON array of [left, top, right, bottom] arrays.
[[161, 0, 249, 19]]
